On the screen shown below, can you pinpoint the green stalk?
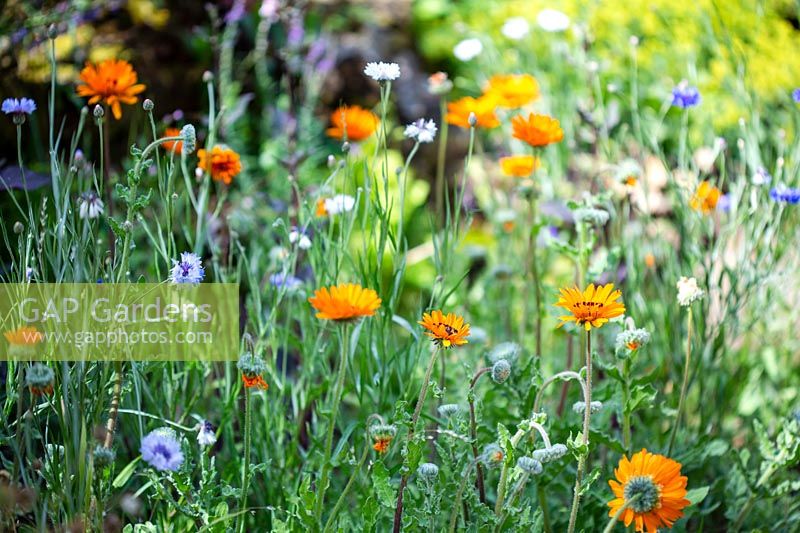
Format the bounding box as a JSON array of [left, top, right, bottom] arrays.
[[435, 95, 449, 224], [602, 494, 641, 533], [621, 357, 632, 454], [668, 306, 692, 455], [468, 366, 491, 504], [315, 324, 351, 523], [236, 385, 253, 533], [567, 330, 592, 533]]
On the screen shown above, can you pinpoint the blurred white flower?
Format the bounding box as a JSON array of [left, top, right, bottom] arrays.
[[289, 227, 312, 250], [536, 9, 570, 32], [404, 119, 437, 143], [676, 276, 704, 307], [453, 38, 483, 61], [78, 191, 104, 220], [501, 17, 530, 40], [325, 194, 356, 215], [196, 421, 217, 447], [364, 62, 400, 82], [751, 167, 771, 186]]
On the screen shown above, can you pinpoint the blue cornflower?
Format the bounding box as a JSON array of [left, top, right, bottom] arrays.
[[769, 185, 800, 204], [671, 83, 701, 109], [2, 97, 37, 124], [792, 89, 800, 104], [269, 272, 303, 290], [140, 430, 184, 471], [169, 252, 205, 284], [717, 194, 732, 212]]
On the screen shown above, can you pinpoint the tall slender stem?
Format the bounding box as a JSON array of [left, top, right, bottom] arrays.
[[435, 95, 449, 224], [236, 385, 253, 533], [668, 306, 692, 455], [621, 357, 632, 454], [393, 346, 441, 533], [602, 494, 641, 533], [315, 324, 351, 523], [103, 361, 124, 448], [468, 367, 491, 503], [567, 330, 592, 533]]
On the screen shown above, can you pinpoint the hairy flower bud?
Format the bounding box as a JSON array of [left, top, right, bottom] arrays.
[[437, 404, 461, 418], [417, 462, 439, 480], [93, 105, 104, 119], [517, 456, 543, 475], [179, 124, 197, 154], [491, 359, 511, 384], [572, 400, 603, 414], [142, 99, 154, 111]]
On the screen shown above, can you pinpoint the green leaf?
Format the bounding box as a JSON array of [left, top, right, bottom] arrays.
[[371, 462, 395, 508], [112, 457, 139, 488], [686, 486, 709, 505]]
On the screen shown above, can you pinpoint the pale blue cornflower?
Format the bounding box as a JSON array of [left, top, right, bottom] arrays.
[[140, 430, 184, 471], [671, 83, 701, 109], [364, 61, 401, 82], [404, 119, 437, 143], [269, 272, 303, 290], [792, 89, 800, 104], [2, 97, 37, 124], [169, 252, 205, 284]]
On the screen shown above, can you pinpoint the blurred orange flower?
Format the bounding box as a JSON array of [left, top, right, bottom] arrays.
[[446, 95, 500, 129], [76, 59, 146, 119], [326, 105, 379, 142], [161, 127, 183, 155], [484, 74, 539, 108], [499, 155, 541, 177], [242, 374, 268, 390], [512, 113, 564, 147], [689, 180, 721, 213], [309, 283, 381, 321], [197, 146, 242, 185]]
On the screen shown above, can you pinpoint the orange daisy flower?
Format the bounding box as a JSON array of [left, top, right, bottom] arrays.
[[511, 113, 564, 147], [316, 198, 328, 217], [308, 283, 381, 321], [446, 95, 500, 129], [499, 155, 541, 177], [555, 283, 625, 331], [484, 74, 540, 108], [76, 59, 146, 120], [607, 449, 690, 532], [418, 310, 470, 348], [326, 105, 379, 142], [242, 373, 268, 390], [373, 437, 392, 454], [161, 127, 183, 155], [197, 146, 242, 185], [689, 180, 721, 213]]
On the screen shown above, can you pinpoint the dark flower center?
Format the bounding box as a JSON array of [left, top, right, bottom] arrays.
[[623, 475, 660, 513]]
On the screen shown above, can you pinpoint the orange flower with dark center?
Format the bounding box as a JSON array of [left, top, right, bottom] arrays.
[[326, 105, 379, 142], [446, 95, 500, 129], [30, 384, 54, 396], [418, 310, 470, 348], [555, 283, 625, 331], [197, 146, 242, 185], [499, 155, 541, 177], [76, 59, 146, 120], [316, 198, 328, 217], [689, 181, 721, 213], [242, 374, 268, 390], [511, 113, 564, 147], [308, 283, 381, 321], [607, 449, 690, 532], [373, 437, 392, 454], [484, 74, 540, 108], [4, 326, 43, 345], [161, 127, 183, 155]]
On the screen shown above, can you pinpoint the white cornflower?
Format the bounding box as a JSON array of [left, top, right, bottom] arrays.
[[751, 167, 771, 186], [169, 252, 205, 284], [289, 227, 312, 250], [78, 191, 104, 220], [324, 194, 356, 215], [364, 61, 401, 82], [403, 118, 437, 143], [676, 276, 704, 306], [501, 17, 530, 40], [536, 9, 570, 32], [196, 421, 217, 447], [453, 38, 483, 61]]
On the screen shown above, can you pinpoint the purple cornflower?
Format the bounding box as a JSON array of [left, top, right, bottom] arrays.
[[770, 185, 800, 204], [169, 252, 205, 284], [671, 83, 701, 109], [717, 194, 732, 212], [269, 272, 303, 290], [2, 98, 37, 124], [792, 89, 800, 104], [140, 430, 184, 471]]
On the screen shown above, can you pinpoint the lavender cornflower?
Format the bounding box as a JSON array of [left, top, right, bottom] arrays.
[[169, 252, 205, 284], [751, 167, 771, 186], [769, 185, 800, 204], [140, 430, 184, 471], [2, 98, 37, 124], [78, 191, 104, 220], [792, 89, 800, 104], [364, 61, 401, 82], [671, 83, 701, 109], [403, 119, 437, 143], [269, 272, 303, 290]]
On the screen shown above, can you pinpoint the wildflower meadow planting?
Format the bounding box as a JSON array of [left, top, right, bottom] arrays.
[[3, 1, 800, 531]]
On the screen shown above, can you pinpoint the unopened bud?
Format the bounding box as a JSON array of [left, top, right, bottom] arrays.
[[202, 71, 214, 83], [468, 112, 477, 127], [13, 221, 24, 234], [143, 99, 154, 111], [491, 359, 511, 384], [93, 105, 104, 119]]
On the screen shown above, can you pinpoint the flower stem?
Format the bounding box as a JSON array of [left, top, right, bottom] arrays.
[[621, 357, 632, 454], [435, 95, 449, 225], [103, 361, 124, 448], [668, 306, 692, 455], [494, 427, 527, 515], [567, 330, 592, 533], [315, 324, 351, 523], [393, 346, 441, 533], [602, 494, 641, 533], [236, 384, 253, 533], [468, 367, 492, 504]]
